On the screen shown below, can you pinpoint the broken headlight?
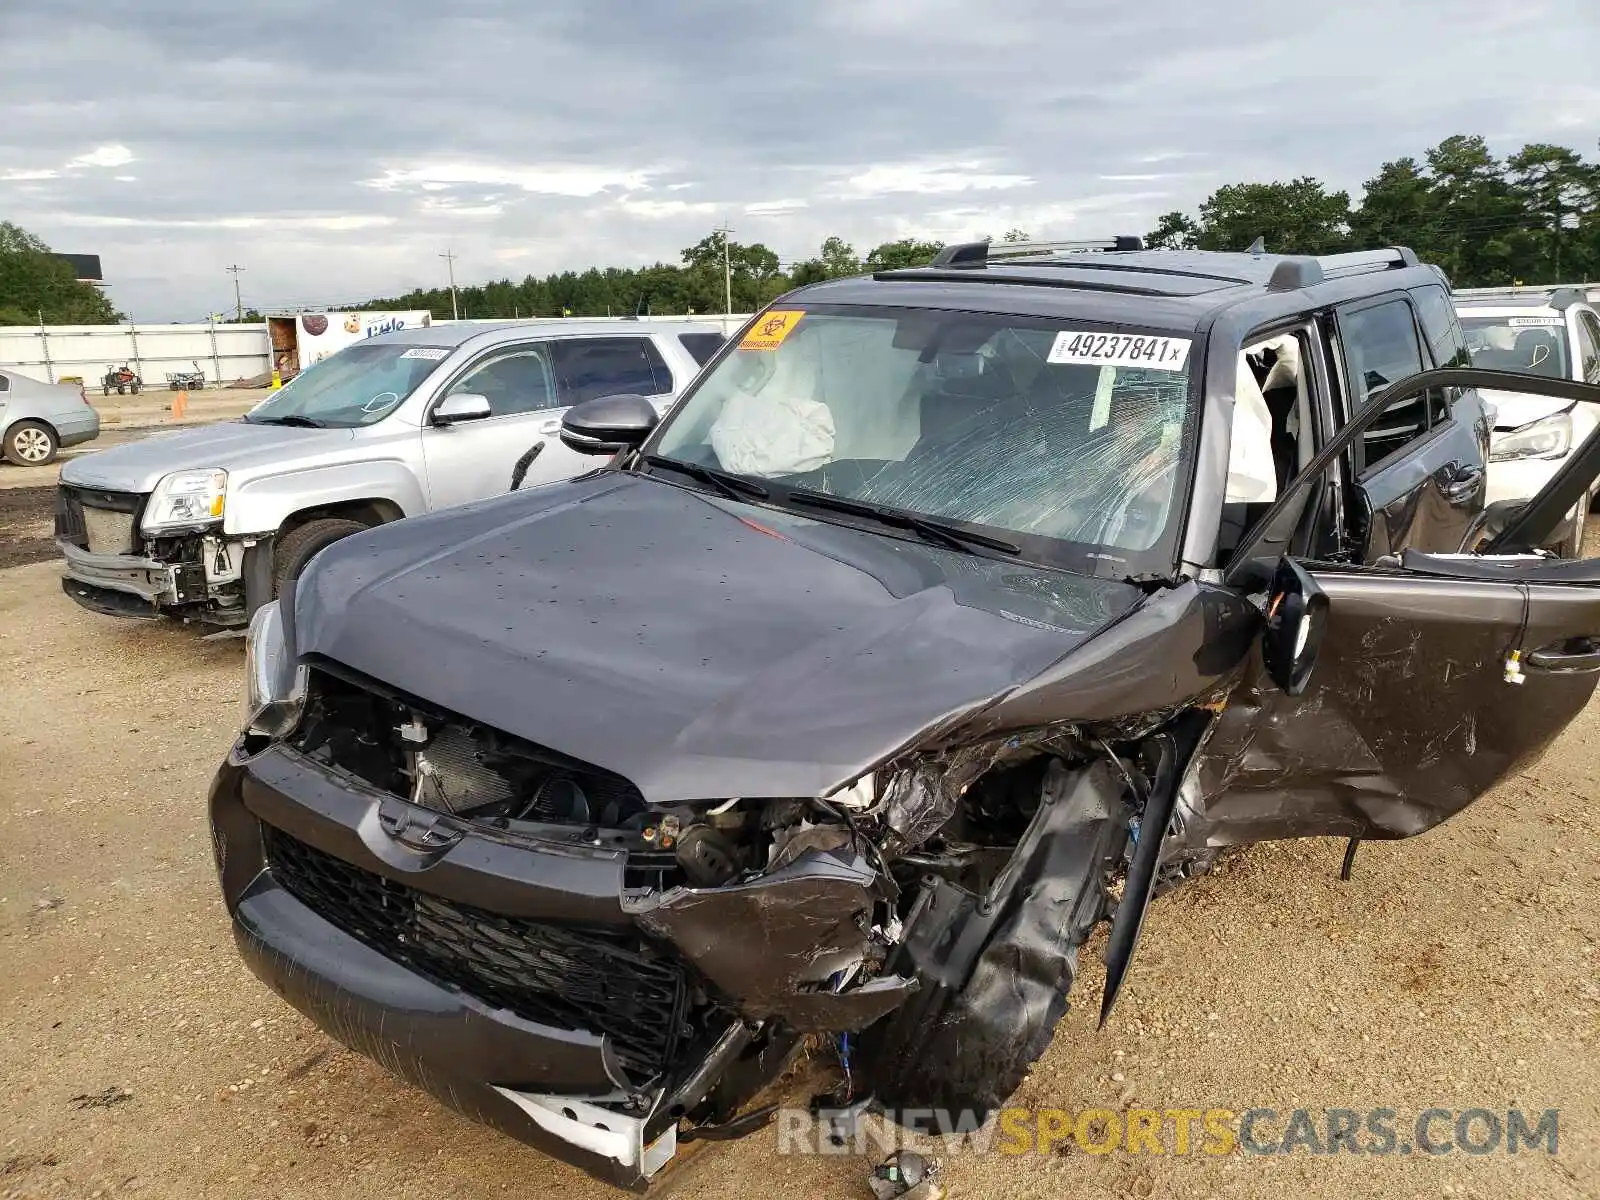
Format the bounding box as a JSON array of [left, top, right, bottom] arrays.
[[244, 600, 307, 738]]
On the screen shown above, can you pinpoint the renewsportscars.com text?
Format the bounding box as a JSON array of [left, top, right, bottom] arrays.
[[777, 1105, 1560, 1158]]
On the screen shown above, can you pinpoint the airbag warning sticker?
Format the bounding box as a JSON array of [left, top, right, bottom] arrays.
[[740, 310, 804, 352], [1047, 331, 1191, 371]]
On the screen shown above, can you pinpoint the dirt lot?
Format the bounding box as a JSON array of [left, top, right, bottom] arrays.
[[1, 541, 1598, 1199]]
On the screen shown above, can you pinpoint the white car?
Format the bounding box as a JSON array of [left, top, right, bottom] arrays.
[[1455, 286, 1600, 555]]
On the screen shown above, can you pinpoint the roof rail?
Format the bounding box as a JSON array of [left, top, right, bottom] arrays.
[[929, 236, 1144, 268], [1265, 246, 1420, 292]]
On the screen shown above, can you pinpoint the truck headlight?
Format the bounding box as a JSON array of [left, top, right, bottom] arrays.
[[143, 468, 227, 532], [244, 600, 307, 738], [1490, 411, 1572, 462]]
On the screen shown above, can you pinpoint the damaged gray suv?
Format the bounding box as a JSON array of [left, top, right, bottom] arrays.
[[211, 239, 1600, 1190]]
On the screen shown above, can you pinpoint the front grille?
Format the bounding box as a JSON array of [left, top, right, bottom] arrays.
[[55, 486, 142, 553], [54, 488, 86, 546], [265, 828, 690, 1077]]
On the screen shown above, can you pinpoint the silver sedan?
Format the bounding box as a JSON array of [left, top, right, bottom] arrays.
[[0, 367, 101, 465]]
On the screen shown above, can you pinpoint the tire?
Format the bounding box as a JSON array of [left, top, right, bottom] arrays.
[[116, 384, 126, 395], [102, 384, 111, 396], [131, 381, 141, 394], [3, 420, 59, 466], [272, 518, 369, 598]]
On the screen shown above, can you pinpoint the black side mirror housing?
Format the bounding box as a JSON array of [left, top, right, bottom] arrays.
[[1261, 556, 1329, 696], [560, 393, 659, 456]]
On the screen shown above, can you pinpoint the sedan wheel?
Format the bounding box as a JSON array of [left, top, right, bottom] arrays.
[[3, 421, 59, 466]]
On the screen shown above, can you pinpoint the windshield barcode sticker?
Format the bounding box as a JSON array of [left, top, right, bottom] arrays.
[[1047, 331, 1191, 371], [1508, 316, 1563, 328], [400, 347, 450, 360]]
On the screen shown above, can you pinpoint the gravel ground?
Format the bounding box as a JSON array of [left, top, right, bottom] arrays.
[[1, 554, 1597, 1200]]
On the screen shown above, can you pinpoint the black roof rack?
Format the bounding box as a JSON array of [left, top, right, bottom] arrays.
[[1265, 247, 1420, 292], [929, 236, 1145, 269]]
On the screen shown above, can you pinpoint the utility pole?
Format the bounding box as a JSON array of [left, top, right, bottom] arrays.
[[715, 224, 734, 316], [439, 249, 459, 321], [225, 264, 245, 322]]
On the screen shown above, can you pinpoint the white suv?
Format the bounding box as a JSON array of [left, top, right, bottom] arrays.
[[1455, 285, 1600, 555]]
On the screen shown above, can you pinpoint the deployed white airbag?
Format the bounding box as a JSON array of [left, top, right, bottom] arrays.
[[709, 344, 836, 476], [1226, 350, 1278, 503]]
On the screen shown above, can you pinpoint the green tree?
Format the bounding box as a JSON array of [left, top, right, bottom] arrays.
[[1423, 134, 1528, 286], [1145, 210, 1198, 250], [863, 238, 945, 272], [1193, 178, 1353, 254], [1506, 143, 1599, 280], [1350, 158, 1439, 261], [0, 222, 123, 325]]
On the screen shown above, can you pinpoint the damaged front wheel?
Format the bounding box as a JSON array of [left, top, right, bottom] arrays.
[[852, 759, 1128, 1121]]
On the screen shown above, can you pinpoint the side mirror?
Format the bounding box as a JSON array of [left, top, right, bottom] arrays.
[[433, 392, 492, 425], [1261, 556, 1329, 696], [560, 393, 659, 456]]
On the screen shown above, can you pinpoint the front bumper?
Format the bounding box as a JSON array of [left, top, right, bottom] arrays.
[[1487, 454, 1586, 547], [57, 538, 219, 620], [209, 741, 906, 1188]]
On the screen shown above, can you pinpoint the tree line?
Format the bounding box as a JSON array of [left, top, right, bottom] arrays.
[[4, 133, 1596, 325], [351, 135, 1600, 320]]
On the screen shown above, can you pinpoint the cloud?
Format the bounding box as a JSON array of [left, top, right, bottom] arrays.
[[66, 144, 134, 169], [612, 197, 720, 219], [0, 0, 1592, 319], [49, 213, 396, 231], [745, 199, 809, 215], [365, 162, 654, 198], [838, 162, 1034, 198]]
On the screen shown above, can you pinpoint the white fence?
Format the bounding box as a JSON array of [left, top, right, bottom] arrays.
[[0, 321, 273, 388], [0, 314, 751, 388]]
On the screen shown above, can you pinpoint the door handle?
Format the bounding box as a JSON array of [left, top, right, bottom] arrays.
[[538, 418, 562, 435], [1526, 638, 1600, 674], [1438, 462, 1483, 504]]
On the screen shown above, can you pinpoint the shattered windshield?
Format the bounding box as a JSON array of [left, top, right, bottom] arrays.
[[650, 304, 1197, 576], [1460, 314, 1571, 379], [245, 342, 450, 428]]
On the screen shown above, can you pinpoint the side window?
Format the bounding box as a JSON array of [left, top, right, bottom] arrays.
[[1578, 312, 1600, 385], [1410, 285, 1471, 369], [1409, 284, 1469, 425], [678, 332, 725, 367], [449, 346, 557, 417], [0, 373, 10, 393], [1337, 299, 1430, 472], [552, 338, 671, 405]]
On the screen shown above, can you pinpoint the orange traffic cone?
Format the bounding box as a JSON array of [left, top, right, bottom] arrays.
[[172, 389, 188, 419]]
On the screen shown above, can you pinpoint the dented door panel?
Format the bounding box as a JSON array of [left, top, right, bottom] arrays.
[[1195, 568, 1600, 845]]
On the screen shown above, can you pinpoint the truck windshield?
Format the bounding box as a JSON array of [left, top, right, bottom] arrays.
[[246, 344, 450, 428], [650, 304, 1197, 578], [1460, 314, 1571, 379]]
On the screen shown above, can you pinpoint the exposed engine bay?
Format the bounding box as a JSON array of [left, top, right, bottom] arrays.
[[280, 663, 1211, 1122]]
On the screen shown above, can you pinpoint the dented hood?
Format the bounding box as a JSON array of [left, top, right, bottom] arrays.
[[293, 472, 1142, 803]]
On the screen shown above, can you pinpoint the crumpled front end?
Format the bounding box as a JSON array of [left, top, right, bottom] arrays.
[[212, 652, 1204, 1187], [56, 483, 260, 625]]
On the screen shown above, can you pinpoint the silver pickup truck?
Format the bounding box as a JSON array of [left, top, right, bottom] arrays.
[[56, 319, 726, 628]]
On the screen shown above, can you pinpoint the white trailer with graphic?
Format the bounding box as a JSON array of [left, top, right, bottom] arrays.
[[266, 311, 434, 379]]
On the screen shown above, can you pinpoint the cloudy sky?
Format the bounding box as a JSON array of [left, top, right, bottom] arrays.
[[1, 0, 1596, 321]]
